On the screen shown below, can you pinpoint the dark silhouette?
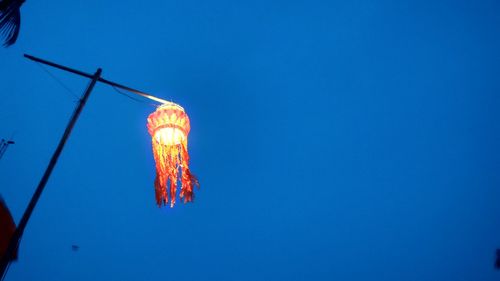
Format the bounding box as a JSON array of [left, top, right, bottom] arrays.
[[71, 245, 79, 251], [496, 249, 500, 269], [0, 0, 25, 47], [0, 196, 17, 261]]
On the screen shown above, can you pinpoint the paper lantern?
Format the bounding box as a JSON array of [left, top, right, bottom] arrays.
[[147, 102, 199, 207]]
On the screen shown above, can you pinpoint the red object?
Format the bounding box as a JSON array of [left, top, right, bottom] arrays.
[[147, 102, 199, 207], [0, 198, 17, 261]]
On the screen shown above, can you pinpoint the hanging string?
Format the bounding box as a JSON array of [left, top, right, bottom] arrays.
[[34, 61, 80, 101]]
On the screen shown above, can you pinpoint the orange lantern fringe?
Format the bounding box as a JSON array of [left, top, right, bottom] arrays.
[[147, 102, 199, 207]]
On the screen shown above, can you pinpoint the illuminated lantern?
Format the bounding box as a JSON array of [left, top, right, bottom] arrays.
[[147, 102, 199, 207]]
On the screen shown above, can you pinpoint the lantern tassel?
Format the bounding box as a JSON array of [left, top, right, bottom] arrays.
[[152, 139, 198, 207]]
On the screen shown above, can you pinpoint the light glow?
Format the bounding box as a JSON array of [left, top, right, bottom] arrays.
[[147, 102, 199, 207], [153, 127, 186, 146]]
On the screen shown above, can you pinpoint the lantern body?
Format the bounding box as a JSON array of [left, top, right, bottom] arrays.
[[147, 102, 198, 207]]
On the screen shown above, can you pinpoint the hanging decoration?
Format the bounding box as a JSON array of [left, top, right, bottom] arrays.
[[147, 102, 199, 207]]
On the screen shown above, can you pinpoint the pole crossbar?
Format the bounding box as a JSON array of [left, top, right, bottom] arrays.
[[24, 54, 169, 104]]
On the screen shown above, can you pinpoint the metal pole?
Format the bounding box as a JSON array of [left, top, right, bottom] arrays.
[[0, 68, 102, 280]]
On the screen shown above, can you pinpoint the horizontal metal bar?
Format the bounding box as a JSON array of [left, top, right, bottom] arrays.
[[24, 54, 169, 104], [24, 54, 94, 79], [98, 77, 169, 104]]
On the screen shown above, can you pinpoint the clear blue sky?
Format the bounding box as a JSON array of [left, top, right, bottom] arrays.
[[1, 0, 499, 280]]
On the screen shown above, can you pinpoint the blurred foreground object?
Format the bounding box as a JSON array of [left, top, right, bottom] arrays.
[[0, 197, 17, 261], [495, 249, 500, 269], [147, 102, 199, 207], [0, 0, 25, 47]]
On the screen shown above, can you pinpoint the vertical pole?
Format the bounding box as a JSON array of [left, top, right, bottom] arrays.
[[0, 68, 102, 280]]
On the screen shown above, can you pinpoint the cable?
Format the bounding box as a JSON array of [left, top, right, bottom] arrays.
[[34, 58, 160, 107], [110, 85, 157, 107], [34, 61, 80, 101]]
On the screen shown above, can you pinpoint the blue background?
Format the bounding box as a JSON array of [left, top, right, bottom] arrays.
[[1, 0, 499, 280]]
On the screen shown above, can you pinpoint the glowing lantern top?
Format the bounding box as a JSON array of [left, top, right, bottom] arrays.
[[147, 102, 198, 207], [147, 102, 190, 146]]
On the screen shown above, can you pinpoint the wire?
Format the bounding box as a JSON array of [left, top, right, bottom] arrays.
[[110, 85, 157, 107], [34, 58, 159, 108], [34, 61, 80, 101]]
